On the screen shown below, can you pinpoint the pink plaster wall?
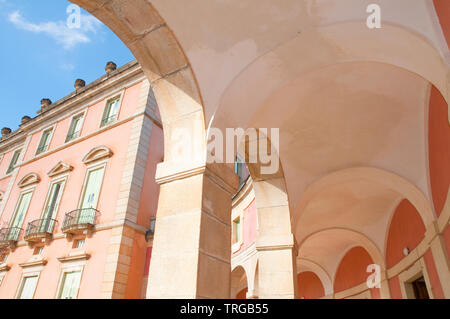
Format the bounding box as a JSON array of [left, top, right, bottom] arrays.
[[428, 85, 450, 216], [334, 246, 380, 298], [0, 80, 162, 299], [386, 199, 426, 269], [297, 271, 325, 299]]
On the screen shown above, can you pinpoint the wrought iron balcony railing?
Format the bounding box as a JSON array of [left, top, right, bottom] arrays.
[[62, 208, 99, 234], [0, 227, 23, 246], [24, 218, 57, 242]]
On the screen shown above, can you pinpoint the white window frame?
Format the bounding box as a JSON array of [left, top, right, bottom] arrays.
[[15, 271, 41, 299], [40, 175, 68, 221], [6, 148, 22, 175], [9, 186, 35, 229], [55, 263, 85, 299], [65, 109, 87, 143], [99, 91, 124, 128], [35, 124, 56, 156], [77, 161, 108, 211], [232, 213, 244, 252]]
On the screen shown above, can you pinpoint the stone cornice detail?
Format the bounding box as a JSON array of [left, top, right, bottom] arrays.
[[82, 146, 113, 165], [17, 173, 41, 188], [47, 161, 74, 177], [156, 163, 238, 195], [0, 264, 10, 272], [57, 253, 91, 263], [19, 259, 48, 268], [0, 61, 144, 151]]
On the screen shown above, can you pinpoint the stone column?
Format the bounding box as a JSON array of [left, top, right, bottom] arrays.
[[253, 177, 298, 299], [147, 163, 238, 298]]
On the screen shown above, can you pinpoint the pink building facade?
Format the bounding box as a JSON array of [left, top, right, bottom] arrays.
[[0, 61, 163, 298]]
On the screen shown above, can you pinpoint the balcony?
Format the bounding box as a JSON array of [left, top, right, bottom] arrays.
[[24, 219, 57, 243], [61, 208, 99, 235], [0, 227, 23, 248]]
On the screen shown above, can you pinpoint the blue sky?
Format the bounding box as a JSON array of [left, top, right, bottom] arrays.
[[0, 0, 135, 130]]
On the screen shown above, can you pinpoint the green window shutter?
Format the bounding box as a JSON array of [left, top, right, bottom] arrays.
[[42, 182, 62, 220], [6, 150, 21, 174], [37, 129, 52, 154], [11, 191, 32, 228], [102, 98, 120, 126], [81, 167, 105, 210], [66, 115, 83, 142]]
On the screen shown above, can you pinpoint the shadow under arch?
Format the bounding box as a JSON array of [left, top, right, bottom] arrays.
[[230, 265, 248, 299]]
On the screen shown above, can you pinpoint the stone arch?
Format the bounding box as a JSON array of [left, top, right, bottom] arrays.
[[231, 130, 296, 298], [297, 258, 333, 296], [71, 0, 207, 169], [298, 228, 386, 279], [230, 265, 248, 299]]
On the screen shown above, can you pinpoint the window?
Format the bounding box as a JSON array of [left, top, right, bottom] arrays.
[[234, 155, 249, 188], [232, 217, 241, 244], [17, 275, 38, 299], [36, 128, 53, 155], [66, 113, 84, 142], [73, 239, 85, 249], [33, 246, 44, 255], [100, 97, 120, 127], [6, 149, 21, 174], [42, 180, 64, 221], [9, 191, 33, 239], [77, 166, 105, 224], [80, 167, 105, 210], [58, 271, 82, 299]]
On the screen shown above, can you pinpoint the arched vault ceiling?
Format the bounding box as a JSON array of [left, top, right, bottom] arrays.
[[297, 228, 383, 280], [151, 0, 449, 122], [216, 61, 430, 215], [294, 179, 402, 249]]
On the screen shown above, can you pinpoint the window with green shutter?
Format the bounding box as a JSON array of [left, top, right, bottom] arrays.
[[6, 149, 21, 174], [36, 128, 53, 155], [100, 97, 120, 127], [66, 114, 84, 142], [11, 191, 33, 229]]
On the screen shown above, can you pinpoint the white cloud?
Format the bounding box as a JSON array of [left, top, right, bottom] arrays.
[[8, 10, 103, 49]]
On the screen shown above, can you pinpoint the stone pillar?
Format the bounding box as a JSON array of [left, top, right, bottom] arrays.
[[147, 163, 238, 298], [256, 235, 298, 298], [253, 177, 298, 299]]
